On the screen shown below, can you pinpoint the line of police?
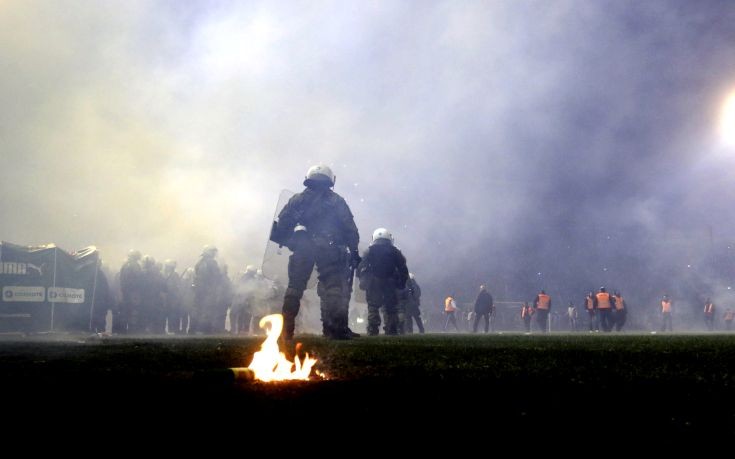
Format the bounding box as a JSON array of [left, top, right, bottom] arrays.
[[114, 248, 283, 335]]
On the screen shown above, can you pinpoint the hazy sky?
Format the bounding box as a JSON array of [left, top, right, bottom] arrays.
[[3, 0, 735, 317]]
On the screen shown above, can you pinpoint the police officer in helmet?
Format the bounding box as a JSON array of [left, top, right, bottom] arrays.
[[270, 165, 361, 340]]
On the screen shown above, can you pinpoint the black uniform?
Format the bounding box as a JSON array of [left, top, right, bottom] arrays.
[[232, 271, 256, 335], [140, 263, 167, 334], [91, 268, 113, 334], [473, 288, 494, 333], [192, 255, 222, 334], [357, 239, 409, 335], [116, 259, 142, 333], [164, 269, 184, 334], [400, 277, 424, 334], [272, 185, 360, 340]]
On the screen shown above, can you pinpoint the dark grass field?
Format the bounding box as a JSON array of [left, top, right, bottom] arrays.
[[2, 333, 734, 437]]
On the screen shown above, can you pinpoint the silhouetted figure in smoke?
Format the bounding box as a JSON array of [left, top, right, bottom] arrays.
[[703, 298, 715, 331], [724, 308, 734, 331], [140, 255, 167, 334], [163, 260, 184, 334], [533, 289, 551, 332], [595, 287, 613, 332], [660, 294, 673, 332], [116, 249, 142, 334], [613, 291, 626, 331], [444, 295, 460, 332], [232, 265, 257, 335], [585, 291, 598, 332], [400, 273, 424, 334], [521, 302, 533, 333], [180, 268, 195, 333], [357, 228, 408, 336], [473, 284, 494, 333], [567, 301, 578, 331], [91, 263, 113, 334], [217, 264, 233, 333], [250, 269, 277, 335], [192, 245, 222, 334], [270, 164, 361, 340]]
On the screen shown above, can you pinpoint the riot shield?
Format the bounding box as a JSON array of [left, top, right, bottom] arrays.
[[261, 190, 317, 289]]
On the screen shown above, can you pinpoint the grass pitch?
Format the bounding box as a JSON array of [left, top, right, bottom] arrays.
[[1, 333, 734, 435]]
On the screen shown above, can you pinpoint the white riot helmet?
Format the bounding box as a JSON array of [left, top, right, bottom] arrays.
[[202, 245, 218, 257], [409, 273, 415, 280], [142, 255, 155, 268], [245, 265, 257, 275], [127, 249, 142, 261], [164, 259, 177, 269], [303, 164, 335, 187], [372, 227, 393, 243]]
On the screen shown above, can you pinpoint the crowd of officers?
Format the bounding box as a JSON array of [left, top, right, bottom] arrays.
[[113, 247, 283, 335], [110, 240, 426, 337]]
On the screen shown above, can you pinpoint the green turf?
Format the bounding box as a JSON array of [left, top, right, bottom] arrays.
[[1, 333, 734, 434]]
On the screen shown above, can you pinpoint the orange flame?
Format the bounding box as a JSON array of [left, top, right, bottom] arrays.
[[245, 314, 318, 382]]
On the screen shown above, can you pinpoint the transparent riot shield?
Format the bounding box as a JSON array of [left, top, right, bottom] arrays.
[[261, 190, 317, 289]]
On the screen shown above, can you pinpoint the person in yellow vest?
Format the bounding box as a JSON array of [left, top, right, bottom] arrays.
[[613, 291, 626, 331], [444, 295, 460, 332], [723, 308, 734, 331], [533, 290, 551, 332], [660, 294, 673, 332], [521, 301, 533, 333], [703, 298, 715, 331], [584, 291, 598, 332], [594, 287, 613, 332]]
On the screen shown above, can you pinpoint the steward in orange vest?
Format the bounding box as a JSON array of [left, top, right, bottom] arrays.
[[444, 296, 459, 332], [595, 287, 613, 332], [533, 290, 551, 332], [613, 291, 626, 332], [660, 295, 673, 332]]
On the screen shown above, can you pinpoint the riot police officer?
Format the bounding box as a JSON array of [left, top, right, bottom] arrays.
[[270, 165, 360, 340]]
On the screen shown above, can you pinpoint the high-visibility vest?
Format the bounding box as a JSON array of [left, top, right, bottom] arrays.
[[614, 295, 625, 311], [537, 294, 550, 310], [596, 292, 611, 309], [704, 303, 714, 314], [661, 300, 671, 313], [586, 297, 594, 310], [445, 297, 456, 312]]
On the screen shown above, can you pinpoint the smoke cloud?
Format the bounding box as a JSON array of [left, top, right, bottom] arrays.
[[3, 0, 735, 329]]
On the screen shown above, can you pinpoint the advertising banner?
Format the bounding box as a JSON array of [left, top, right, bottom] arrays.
[[0, 242, 100, 332]]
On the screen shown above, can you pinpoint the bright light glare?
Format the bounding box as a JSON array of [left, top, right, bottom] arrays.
[[198, 13, 282, 78], [720, 92, 735, 146]]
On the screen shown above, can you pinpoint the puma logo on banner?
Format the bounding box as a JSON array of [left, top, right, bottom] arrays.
[[0, 262, 43, 276]]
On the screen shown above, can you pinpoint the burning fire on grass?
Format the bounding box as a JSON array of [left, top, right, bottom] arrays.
[[231, 314, 324, 382]]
